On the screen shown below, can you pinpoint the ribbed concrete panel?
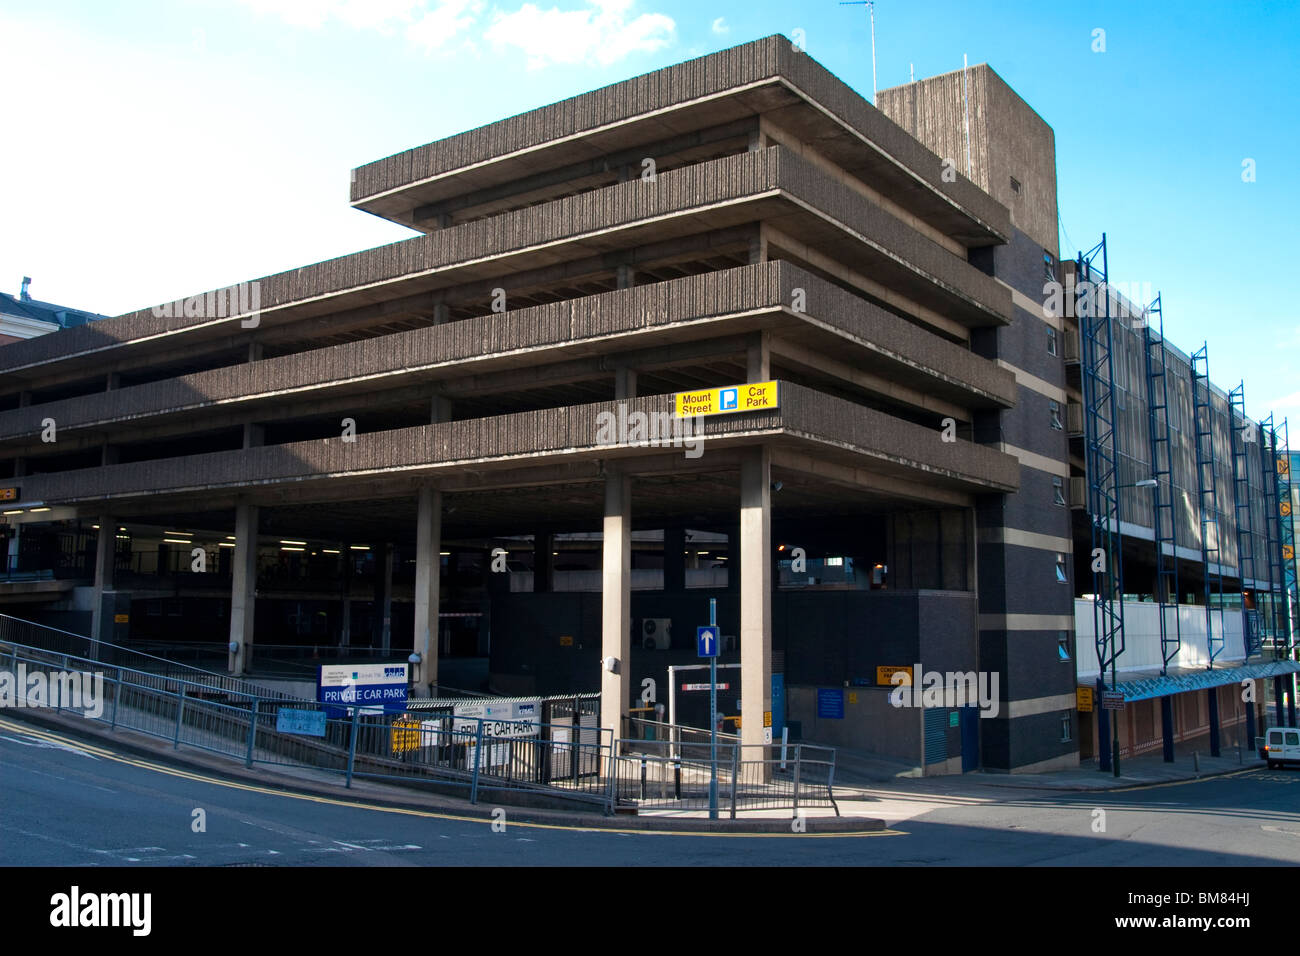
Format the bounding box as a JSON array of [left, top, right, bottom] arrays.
[[12, 384, 1017, 506], [0, 263, 1014, 445], [0, 148, 1007, 381], [350, 36, 1007, 243]]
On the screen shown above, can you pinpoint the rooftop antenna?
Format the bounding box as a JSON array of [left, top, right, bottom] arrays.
[[20, 276, 31, 301], [839, 1, 877, 103]]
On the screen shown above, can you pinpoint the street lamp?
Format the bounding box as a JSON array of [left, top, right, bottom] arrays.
[[1102, 478, 1158, 777]]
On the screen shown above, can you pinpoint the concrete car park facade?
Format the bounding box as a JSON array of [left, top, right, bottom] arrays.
[[1, 36, 1292, 773]]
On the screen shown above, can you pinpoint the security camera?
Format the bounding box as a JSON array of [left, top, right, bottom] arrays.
[[228, 641, 240, 655], [603, 656, 619, 674], [407, 652, 422, 665]]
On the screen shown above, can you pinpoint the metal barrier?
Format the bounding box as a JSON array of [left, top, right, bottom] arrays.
[[611, 738, 838, 817], [1, 639, 617, 811], [2, 637, 834, 817], [0, 614, 310, 704]]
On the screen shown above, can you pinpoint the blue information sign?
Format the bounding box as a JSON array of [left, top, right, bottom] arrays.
[[276, 708, 327, 737], [697, 626, 719, 658], [817, 688, 845, 719]]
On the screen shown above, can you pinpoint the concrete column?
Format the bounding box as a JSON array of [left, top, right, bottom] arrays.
[[615, 367, 637, 401], [89, 514, 116, 653], [747, 330, 770, 381], [413, 486, 443, 695], [533, 532, 553, 593], [248, 342, 263, 362], [242, 423, 264, 449], [433, 301, 450, 325], [12, 457, 25, 478], [1161, 695, 1175, 763], [616, 264, 635, 289], [1208, 688, 1221, 756], [432, 394, 452, 425], [5, 522, 18, 575], [105, 372, 120, 391], [664, 526, 686, 592], [100, 444, 119, 467], [376, 543, 393, 654], [228, 502, 258, 675], [725, 522, 740, 593], [740, 447, 772, 756], [340, 541, 352, 649], [748, 224, 768, 265], [601, 472, 632, 746]]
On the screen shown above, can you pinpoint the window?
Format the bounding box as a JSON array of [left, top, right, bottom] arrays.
[[1060, 713, 1072, 742], [1009, 175, 1021, 195], [1058, 631, 1071, 661], [1043, 251, 1056, 282], [1049, 400, 1063, 430], [1289, 732, 1299, 747], [1052, 477, 1066, 506], [1055, 554, 1068, 584], [1047, 326, 1057, 356]]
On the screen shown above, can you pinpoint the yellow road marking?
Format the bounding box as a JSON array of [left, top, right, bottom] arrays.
[[0, 717, 900, 839]]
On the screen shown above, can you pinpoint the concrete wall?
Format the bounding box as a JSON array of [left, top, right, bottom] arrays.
[[879, 63, 1059, 257]]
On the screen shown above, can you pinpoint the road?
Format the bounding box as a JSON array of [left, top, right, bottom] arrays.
[[3, 716, 1299, 866]]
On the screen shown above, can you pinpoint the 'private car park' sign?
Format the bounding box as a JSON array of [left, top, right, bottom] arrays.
[[318, 663, 409, 714]]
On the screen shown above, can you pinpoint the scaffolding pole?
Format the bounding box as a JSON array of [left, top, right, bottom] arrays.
[[1076, 236, 1125, 774], [1142, 293, 1181, 672], [1190, 345, 1226, 667], [1228, 382, 1260, 657]]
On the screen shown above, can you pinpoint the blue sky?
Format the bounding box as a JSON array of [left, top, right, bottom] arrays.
[[1, 0, 1296, 424]]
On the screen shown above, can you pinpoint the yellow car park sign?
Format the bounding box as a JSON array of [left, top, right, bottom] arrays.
[[674, 382, 778, 418]]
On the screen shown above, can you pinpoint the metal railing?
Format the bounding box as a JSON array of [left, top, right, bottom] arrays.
[[0, 614, 310, 703], [1, 638, 617, 810], [611, 739, 837, 817], [2, 632, 834, 817]]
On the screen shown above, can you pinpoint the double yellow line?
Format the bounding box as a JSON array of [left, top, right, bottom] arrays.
[[0, 717, 899, 839]]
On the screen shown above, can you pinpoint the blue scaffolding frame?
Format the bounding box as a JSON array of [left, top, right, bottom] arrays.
[[1190, 345, 1225, 667], [1142, 293, 1181, 673], [1076, 237, 1125, 703], [1228, 382, 1260, 657]]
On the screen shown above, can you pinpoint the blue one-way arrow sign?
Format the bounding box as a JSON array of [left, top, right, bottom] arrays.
[[697, 626, 719, 658]]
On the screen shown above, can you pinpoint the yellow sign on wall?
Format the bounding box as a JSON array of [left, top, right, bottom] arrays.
[[1076, 686, 1094, 713], [0, 487, 18, 501], [391, 718, 422, 755], [877, 665, 913, 686], [673, 382, 778, 418]]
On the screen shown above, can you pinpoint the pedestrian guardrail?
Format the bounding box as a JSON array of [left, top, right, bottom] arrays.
[[2, 636, 835, 818], [611, 736, 837, 817]]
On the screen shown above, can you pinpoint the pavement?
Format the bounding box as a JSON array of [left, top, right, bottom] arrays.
[[813, 734, 1264, 793]]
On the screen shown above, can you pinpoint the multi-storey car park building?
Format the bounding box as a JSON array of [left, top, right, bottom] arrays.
[[1, 36, 1296, 772]]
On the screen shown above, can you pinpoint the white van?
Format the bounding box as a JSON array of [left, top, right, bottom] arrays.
[[1258, 728, 1300, 769]]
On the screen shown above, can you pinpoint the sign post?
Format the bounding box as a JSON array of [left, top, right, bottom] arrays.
[[697, 599, 720, 819]]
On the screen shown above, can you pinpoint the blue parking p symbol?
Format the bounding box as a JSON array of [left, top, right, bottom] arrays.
[[720, 388, 738, 410]]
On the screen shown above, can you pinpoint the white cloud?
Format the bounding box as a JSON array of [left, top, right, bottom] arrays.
[[235, 0, 481, 46], [409, 0, 485, 50], [484, 0, 675, 69], [711, 17, 728, 35]]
